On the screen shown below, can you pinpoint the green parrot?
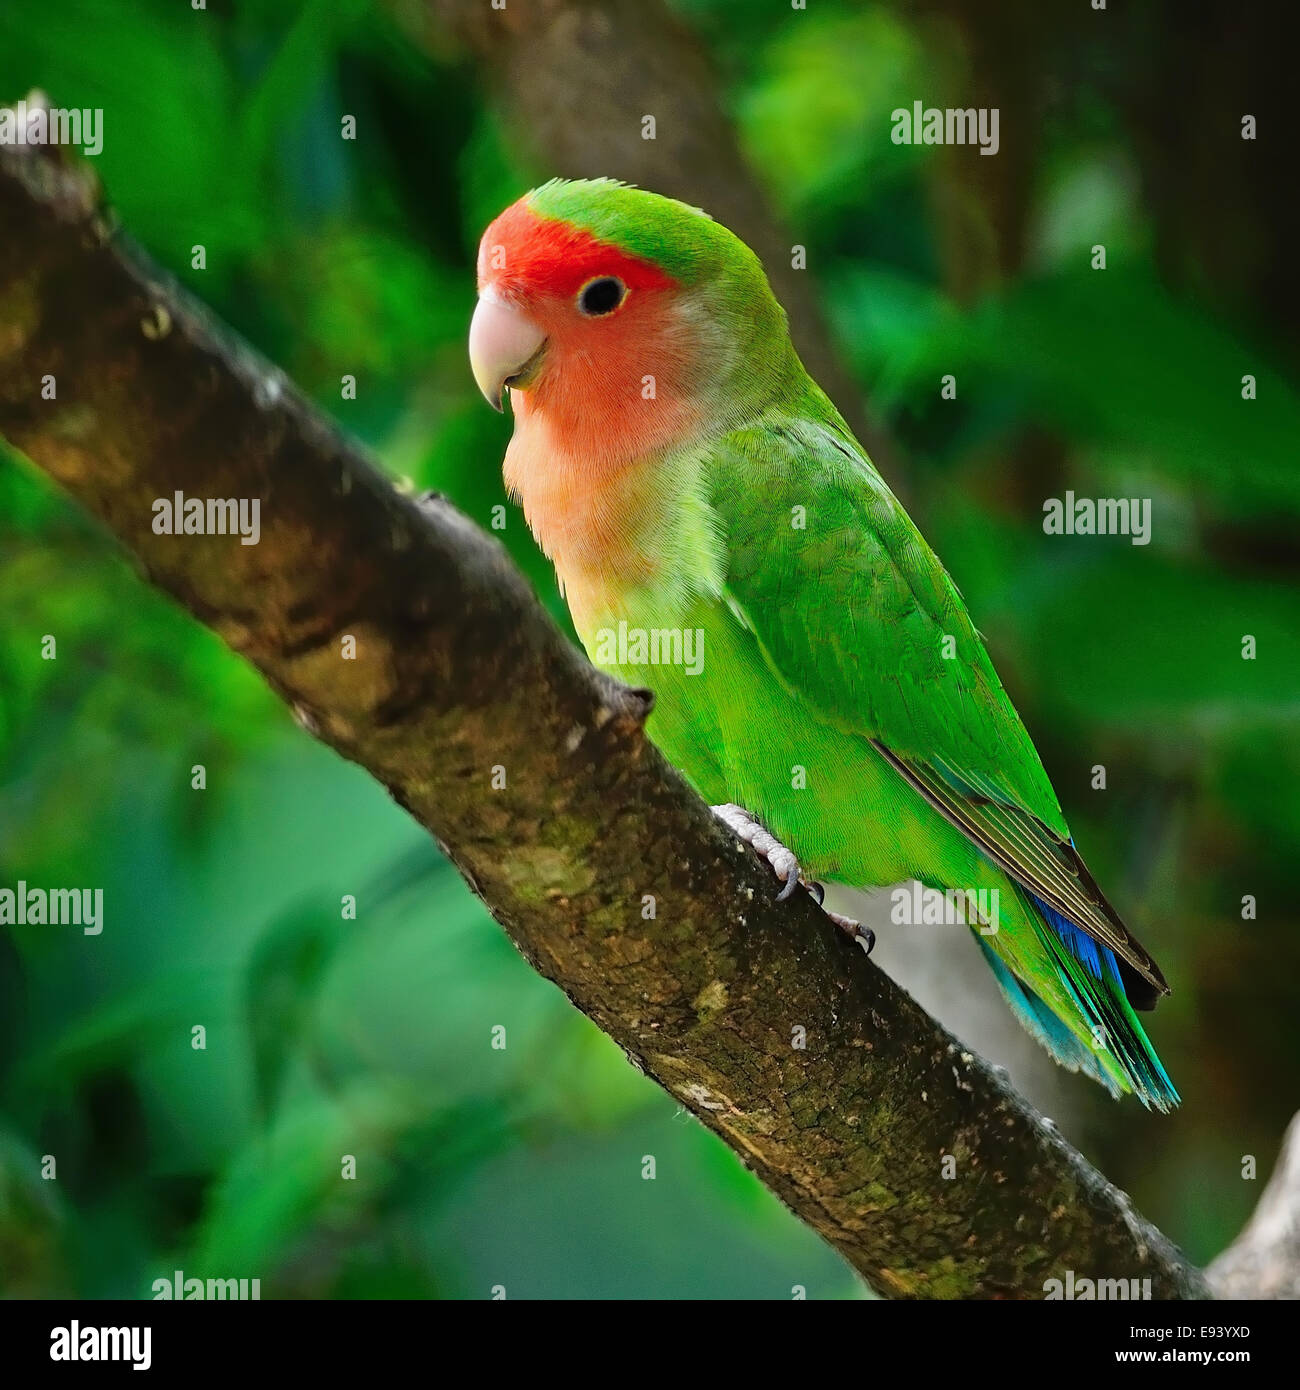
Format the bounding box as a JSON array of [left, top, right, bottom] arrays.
[[468, 178, 1178, 1110]]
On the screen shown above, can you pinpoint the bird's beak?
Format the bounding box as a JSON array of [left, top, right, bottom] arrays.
[[469, 288, 547, 412]]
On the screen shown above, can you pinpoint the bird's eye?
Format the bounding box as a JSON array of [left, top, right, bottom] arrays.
[[577, 276, 626, 317]]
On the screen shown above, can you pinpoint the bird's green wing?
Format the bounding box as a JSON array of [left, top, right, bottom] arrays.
[[707, 405, 1167, 1000]]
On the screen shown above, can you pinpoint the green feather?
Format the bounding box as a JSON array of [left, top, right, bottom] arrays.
[[524, 181, 1178, 1108]]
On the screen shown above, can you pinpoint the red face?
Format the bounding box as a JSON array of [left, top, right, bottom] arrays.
[[470, 198, 706, 470], [476, 197, 677, 309]]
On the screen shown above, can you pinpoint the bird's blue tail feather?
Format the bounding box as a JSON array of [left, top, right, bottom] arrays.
[[978, 889, 1179, 1111]]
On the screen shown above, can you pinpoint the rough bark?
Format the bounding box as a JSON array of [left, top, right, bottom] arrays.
[[0, 131, 1224, 1300]]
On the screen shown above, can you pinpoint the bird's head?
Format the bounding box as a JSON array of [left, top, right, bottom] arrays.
[[469, 180, 791, 461]]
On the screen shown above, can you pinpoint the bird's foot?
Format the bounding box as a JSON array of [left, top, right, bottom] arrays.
[[711, 802, 801, 900], [710, 803, 874, 955], [824, 907, 875, 956]]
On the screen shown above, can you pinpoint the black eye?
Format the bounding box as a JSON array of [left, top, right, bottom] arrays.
[[578, 276, 626, 316]]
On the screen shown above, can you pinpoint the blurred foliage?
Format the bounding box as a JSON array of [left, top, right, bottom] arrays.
[[1, 0, 1296, 1296]]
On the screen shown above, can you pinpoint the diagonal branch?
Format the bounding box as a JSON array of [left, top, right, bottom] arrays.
[[0, 133, 1216, 1299]]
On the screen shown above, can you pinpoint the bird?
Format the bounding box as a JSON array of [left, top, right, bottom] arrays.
[[467, 177, 1178, 1110]]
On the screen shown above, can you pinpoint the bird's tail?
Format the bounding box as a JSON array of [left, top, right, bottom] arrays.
[[977, 890, 1179, 1111]]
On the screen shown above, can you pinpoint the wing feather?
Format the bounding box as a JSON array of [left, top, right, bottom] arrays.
[[708, 408, 1168, 1000]]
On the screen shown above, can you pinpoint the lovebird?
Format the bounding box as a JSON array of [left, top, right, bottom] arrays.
[[468, 178, 1178, 1110]]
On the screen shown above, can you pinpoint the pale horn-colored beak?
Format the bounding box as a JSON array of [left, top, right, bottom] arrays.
[[468, 288, 547, 412]]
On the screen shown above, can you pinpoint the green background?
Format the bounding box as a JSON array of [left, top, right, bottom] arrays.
[[1, 0, 1296, 1298]]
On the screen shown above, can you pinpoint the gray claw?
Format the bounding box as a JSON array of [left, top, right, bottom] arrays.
[[711, 805, 870, 955], [825, 909, 874, 955]]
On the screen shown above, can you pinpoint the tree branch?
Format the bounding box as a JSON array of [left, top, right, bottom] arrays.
[[0, 131, 1221, 1300], [1207, 1114, 1300, 1299]]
